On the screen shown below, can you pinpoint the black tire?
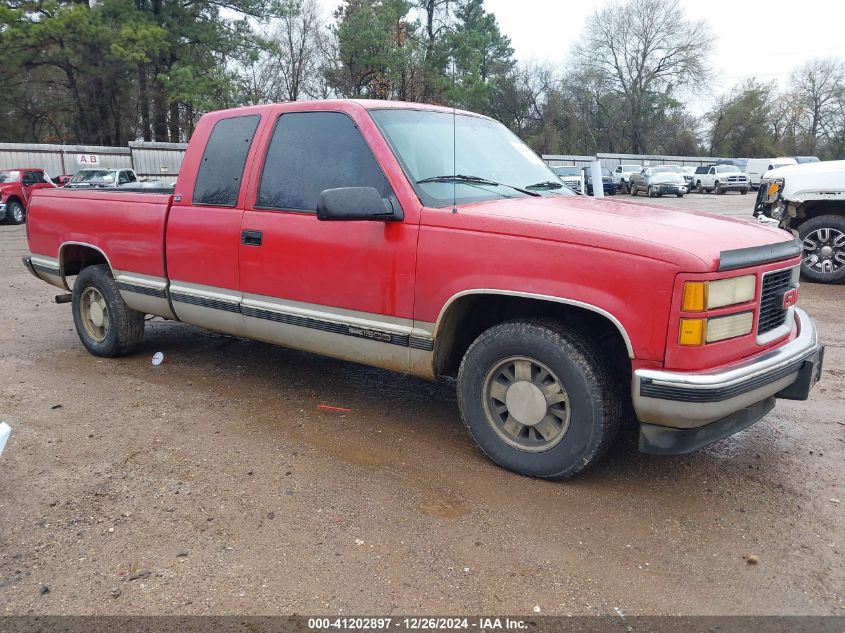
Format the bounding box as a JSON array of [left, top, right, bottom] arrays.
[[629, 183, 637, 196], [6, 200, 25, 225], [696, 181, 704, 194], [797, 215, 845, 284], [676, 193, 684, 198], [715, 182, 724, 195], [72, 265, 145, 357], [456, 319, 622, 479], [741, 188, 748, 195], [647, 186, 655, 198]]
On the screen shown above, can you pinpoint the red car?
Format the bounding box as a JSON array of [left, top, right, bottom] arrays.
[[0, 168, 56, 224], [21, 100, 824, 479]]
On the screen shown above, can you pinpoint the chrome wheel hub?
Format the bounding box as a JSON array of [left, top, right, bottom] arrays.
[[482, 356, 571, 453], [803, 228, 845, 275], [80, 287, 110, 342]]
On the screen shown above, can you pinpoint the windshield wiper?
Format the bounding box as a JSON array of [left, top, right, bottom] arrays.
[[525, 181, 564, 190], [417, 174, 541, 197]]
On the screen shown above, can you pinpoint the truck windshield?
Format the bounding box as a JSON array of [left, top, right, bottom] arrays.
[[0, 170, 21, 183], [71, 170, 116, 184], [554, 166, 580, 177], [370, 108, 573, 207]]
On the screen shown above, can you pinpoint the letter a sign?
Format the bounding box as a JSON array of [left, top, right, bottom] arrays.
[[77, 154, 100, 166]]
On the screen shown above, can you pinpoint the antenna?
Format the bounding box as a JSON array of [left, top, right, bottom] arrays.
[[451, 58, 457, 215]]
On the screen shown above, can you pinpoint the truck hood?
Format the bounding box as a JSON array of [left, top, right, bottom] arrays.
[[647, 173, 686, 185], [765, 160, 845, 202], [446, 195, 795, 272]]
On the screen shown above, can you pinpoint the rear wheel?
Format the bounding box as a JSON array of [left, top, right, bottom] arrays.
[[72, 265, 145, 356], [798, 215, 845, 283], [457, 319, 622, 479], [6, 200, 25, 225]]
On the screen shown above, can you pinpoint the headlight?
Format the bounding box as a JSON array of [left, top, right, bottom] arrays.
[[681, 275, 756, 311], [678, 312, 754, 346], [767, 178, 784, 200]]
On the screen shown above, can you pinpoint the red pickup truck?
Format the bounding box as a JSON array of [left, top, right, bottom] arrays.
[[1, 168, 56, 224], [22, 100, 824, 479]]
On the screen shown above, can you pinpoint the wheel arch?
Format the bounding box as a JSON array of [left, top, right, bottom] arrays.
[[790, 201, 845, 229], [432, 290, 634, 379], [59, 241, 114, 288]]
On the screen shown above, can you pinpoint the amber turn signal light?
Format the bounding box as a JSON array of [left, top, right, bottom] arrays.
[[681, 282, 706, 312], [679, 318, 706, 346]]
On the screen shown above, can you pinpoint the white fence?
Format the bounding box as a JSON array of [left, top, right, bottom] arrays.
[[543, 152, 732, 169], [0, 141, 187, 184], [1, 142, 730, 185]]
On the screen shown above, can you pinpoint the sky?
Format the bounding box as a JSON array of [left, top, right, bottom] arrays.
[[482, 0, 845, 114]]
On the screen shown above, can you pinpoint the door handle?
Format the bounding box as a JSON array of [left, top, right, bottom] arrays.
[[241, 229, 263, 246]]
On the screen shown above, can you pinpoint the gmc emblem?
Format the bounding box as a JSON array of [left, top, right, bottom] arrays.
[[782, 287, 798, 310]]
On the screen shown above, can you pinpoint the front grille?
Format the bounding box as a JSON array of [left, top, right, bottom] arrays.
[[758, 268, 795, 335], [727, 175, 747, 183]]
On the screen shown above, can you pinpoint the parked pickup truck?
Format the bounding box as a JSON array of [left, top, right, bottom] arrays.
[[23, 100, 824, 479], [65, 168, 141, 189], [754, 160, 845, 283], [693, 164, 750, 194], [0, 168, 56, 224]]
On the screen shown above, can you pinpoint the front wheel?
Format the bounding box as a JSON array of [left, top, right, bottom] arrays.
[[6, 200, 25, 225], [72, 265, 146, 356], [741, 187, 749, 195], [457, 319, 622, 479], [629, 183, 637, 196], [676, 192, 684, 198], [714, 182, 724, 195], [798, 215, 845, 283]]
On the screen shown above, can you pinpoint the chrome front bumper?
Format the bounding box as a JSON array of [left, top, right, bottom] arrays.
[[633, 307, 820, 430]]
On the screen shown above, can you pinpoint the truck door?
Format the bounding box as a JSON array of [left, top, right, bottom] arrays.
[[165, 112, 264, 336], [22, 170, 55, 205], [238, 106, 419, 373]]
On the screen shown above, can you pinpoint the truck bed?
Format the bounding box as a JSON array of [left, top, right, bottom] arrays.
[[27, 188, 174, 280]]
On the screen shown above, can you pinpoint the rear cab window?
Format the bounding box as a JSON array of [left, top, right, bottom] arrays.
[[193, 115, 261, 207]]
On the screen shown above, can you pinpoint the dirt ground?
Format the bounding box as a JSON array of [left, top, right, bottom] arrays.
[[0, 192, 843, 616]]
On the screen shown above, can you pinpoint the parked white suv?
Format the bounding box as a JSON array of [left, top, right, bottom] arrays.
[[611, 164, 641, 192], [692, 164, 749, 194]]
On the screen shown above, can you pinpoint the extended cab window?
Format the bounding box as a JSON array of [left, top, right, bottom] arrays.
[[257, 111, 392, 212], [193, 114, 260, 207]]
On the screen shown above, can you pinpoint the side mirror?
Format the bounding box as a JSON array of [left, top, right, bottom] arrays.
[[317, 187, 402, 222]]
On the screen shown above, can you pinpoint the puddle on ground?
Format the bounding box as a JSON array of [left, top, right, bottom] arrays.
[[417, 498, 467, 518]]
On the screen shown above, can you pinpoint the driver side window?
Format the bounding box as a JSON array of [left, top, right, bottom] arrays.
[[257, 111, 394, 212]]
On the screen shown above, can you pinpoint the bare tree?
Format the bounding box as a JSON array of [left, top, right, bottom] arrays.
[[572, 0, 712, 153], [276, 0, 325, 101], [790, 57, 845, 154]]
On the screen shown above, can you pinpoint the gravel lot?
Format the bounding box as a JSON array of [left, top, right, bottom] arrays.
[[0, 193, 843, 616]]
